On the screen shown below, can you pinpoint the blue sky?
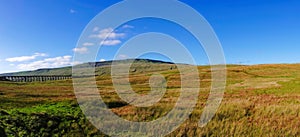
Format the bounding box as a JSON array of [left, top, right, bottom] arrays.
[[0, 0, 299, 73]]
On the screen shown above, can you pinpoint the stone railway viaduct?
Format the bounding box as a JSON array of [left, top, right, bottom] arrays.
[[0, 75, 72, 82]]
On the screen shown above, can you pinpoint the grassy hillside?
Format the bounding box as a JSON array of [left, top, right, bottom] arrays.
[[0, 59, 175, 76], [0, 61, 300, 136]]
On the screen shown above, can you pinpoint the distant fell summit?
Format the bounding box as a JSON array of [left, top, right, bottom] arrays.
[[0, 59, 175, 76]]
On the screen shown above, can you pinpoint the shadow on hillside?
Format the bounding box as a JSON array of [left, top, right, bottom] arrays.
[[105, 101, 128, 108]]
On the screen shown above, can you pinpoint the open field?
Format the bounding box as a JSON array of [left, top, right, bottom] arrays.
[[0, 61, 300, 136]]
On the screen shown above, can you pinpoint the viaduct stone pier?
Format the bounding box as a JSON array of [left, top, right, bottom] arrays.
[[0, 75, 72, 82]]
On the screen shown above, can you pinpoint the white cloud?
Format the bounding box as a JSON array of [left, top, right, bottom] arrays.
[[118, 54, 129, 59], [122, 24, 134, 29], [93, 27, 100, 32], [91, 28, 125, 39], [100, 40, 121, 46], [82, 42, 95, 47], [99, 59, 106, 62], [89, 27, 127, 46], [35, 53, 47, 57], [73, 47, 88, 54], [17, 55, 73, 70], [70, 9, 76, 13], [5, 53, 47, 62], [89, 27, 134, 46]]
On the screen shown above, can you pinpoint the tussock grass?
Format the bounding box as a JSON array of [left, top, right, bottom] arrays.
[[1, 63, 300, 136]]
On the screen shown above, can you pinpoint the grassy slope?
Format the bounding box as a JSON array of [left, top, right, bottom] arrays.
[[0, 62, 300, 136], [0, 59, 174, 76]]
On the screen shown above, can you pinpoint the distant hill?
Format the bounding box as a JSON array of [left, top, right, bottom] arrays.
[[0, 59, 175, 76]]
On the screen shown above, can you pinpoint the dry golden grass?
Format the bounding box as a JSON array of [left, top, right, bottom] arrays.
[[1, 63, 300, 136]]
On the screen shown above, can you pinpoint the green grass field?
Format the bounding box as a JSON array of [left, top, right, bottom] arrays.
[[0, 61, 300, 136]]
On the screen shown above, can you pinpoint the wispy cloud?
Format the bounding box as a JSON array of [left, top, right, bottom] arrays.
[[90, 27, 127, 46], [82, 42, 95, 47], [100, 40, 121, 46], [122, 24, 134, 29], [72, 47, 88, 54], [70, 9, 76, 14], [99, 59, 106, 62], [91, 28, 125, 39], [117, 54, 129, 59], [5, 53, 47, 62], [17, 55, 73, 70], [93, 27, 100, 32], [74, 26, 134, 54]]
